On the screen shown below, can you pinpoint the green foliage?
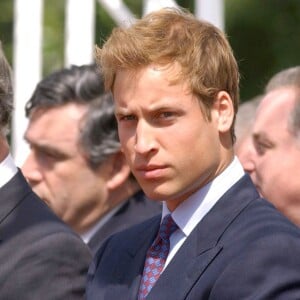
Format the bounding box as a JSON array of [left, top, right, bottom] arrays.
[[1, 0, 300, 101], [123, 0, 142, 16], [43, 0, 65, 75], [176, 0, 195, 11], [95, 4, 116, 47], [226, 0, 300, 101], [0, 0, 13, 64]]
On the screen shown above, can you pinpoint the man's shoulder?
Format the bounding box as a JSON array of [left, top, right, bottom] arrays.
[[94, 214, 161, 258], [0, 170, 91, 257], [110, 213, 161, 243], [0, 170, 73, 233], [0, 173, 91, 299], [1, 183, 90, 253], [218, 190, 300, 251], [202, 174, 300, 247], [88, 214, 161, 290]]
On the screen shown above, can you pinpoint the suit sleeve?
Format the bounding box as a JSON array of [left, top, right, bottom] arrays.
[[209, 234, 300, 300], [8, 231, 92, 300]]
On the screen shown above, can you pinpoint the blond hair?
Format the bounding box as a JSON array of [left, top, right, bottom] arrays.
[[96, 7, 239, 140]]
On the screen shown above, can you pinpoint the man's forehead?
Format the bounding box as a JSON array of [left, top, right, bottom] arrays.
[[257, 88, 296, 119]]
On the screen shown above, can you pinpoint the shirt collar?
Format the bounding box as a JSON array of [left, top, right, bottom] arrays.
[[0, 153, 18, 188], [162, 156, 245, 236]]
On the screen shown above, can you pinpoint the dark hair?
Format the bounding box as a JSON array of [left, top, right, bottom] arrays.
[[80, 93, 120, 168], [0, 41, 13, 135], [26, 64, 120, 168], [26, 64, 105, 114]]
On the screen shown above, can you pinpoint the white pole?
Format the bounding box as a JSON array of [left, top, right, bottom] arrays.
[[195, 0, 224, 31], [65, 0, 95, 66], [12, 0, 43, 166], [142, 0, 178, 15], [97, 0, 135, 27]]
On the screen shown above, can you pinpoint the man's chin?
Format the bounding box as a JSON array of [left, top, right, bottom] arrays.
[[34, 191, 50, 206]]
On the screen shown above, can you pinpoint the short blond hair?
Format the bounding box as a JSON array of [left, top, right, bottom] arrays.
[[96, 7, 240, 140]]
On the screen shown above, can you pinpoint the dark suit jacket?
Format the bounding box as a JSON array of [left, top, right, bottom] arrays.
[[0, 170, 92, 299], [87, 174, 300, 299], [88, 191, 161, 255]]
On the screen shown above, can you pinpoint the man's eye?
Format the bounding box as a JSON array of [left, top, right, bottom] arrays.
[[159, 112, 174, 118], [119, 115, 136, 121], [38, 152, 56, 160], [254, 141, 271, 155], [155, 111, 178, 120], [41, 149, 67, 161]]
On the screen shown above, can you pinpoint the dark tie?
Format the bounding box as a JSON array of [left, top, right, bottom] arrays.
[[138, 214, 178, 299]]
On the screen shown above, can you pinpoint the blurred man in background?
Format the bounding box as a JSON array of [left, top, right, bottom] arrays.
[[22, 64, 161, 254], [244, 66, 300, 227], [0, 40, 91, 300]]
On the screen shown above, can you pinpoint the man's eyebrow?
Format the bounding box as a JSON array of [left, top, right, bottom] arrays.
[[252, 132, 275, 146], [24, 139, 64, 155]]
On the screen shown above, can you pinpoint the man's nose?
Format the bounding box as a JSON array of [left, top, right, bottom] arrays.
[[22, 151, 43, 184], [134, 120, 157, 155]]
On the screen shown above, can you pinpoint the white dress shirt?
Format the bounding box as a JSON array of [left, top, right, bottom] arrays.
[[162, 156, 245, 269], [0, 154, 18, 188]]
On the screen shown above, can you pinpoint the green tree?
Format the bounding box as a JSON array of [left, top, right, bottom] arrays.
[[0, 0, 13, 64], [226, 0, 300, 101], [1, 0, 300, 101]]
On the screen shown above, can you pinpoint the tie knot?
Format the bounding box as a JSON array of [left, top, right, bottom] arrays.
[[158, 214, 178, 241]]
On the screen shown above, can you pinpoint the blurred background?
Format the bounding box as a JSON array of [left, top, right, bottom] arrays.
[[1, 0, 300, 163]]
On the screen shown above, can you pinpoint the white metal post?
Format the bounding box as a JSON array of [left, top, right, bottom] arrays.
[[11, 0, 225, 168], [97, 0, 135, 27], [195, 0, 224, 31], [12, 0, 43, 166], [142, 0, 178, 15], [65, 0, 95, 66]]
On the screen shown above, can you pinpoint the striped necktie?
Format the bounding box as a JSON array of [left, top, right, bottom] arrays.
[[138, 214, 178, 299]]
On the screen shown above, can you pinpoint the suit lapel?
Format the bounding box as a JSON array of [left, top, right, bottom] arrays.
[[0, 170, 31, 223], [147, 231, 223, 300], [0, 170, 31, 242], [106, 216, 161, 299], [147, 175, 259, 300]]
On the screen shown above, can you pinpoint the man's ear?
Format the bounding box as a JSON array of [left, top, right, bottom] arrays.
[[213, 90, 234, 133], [106, 151, 131, 190]]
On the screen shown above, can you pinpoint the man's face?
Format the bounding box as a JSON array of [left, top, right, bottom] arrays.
[[113, 64, 233, 211], [23, 103, 110, 233], [244, 87, 300, 225]]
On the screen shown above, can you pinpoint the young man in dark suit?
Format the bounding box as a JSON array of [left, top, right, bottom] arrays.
[[0, 41, 91, 299], [87, 8, 300, 299]]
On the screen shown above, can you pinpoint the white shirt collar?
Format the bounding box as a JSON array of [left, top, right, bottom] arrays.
[[162, 156, 245, 236], [0, 154, 18, 188]]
